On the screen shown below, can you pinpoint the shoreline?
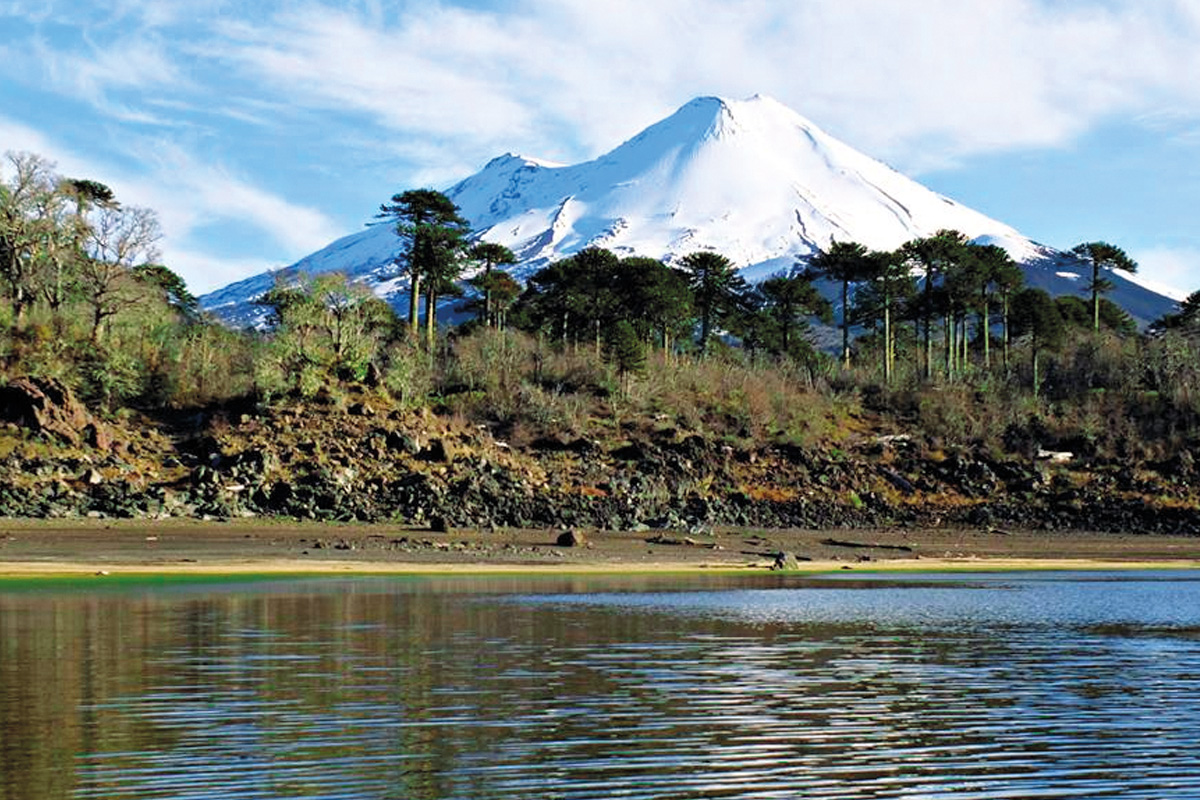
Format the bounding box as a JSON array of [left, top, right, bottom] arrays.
[[1, 518, 1199, 580], [2, 558, 1200, 580]]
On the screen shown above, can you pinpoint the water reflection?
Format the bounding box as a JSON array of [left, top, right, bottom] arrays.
[[1, 572, 1199, 798]]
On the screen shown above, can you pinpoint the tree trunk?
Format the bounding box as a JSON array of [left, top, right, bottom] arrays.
[[943, 312, 952, 379], [1002, 296, 1011, 371], [408, 273, 421, 335], [484, 262, 493, 328], [91, 305, 105, 343], [1032, 346, 1040, 397], [841, 279, 850, 368], [883, 293, 892, 384], [960, 313, 968, 369], [981, 290, 991, 370], [425, 285, 437, 348], [923, 315, 932, 380]]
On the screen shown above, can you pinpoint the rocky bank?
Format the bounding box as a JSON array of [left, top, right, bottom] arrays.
[[1, 377, 1197, 536]]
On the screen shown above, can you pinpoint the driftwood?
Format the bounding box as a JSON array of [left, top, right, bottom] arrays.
[[821, 538, 914, 553], [646, 535, 719, 549]]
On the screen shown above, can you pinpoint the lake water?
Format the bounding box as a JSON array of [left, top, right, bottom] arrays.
[[2, 571, 1200, 799]]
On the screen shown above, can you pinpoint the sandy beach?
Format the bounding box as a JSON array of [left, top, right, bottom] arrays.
[[1, 518, 1198, 577]]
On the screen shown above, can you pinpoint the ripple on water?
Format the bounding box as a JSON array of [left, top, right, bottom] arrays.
[[2, 572, 1200, 799]]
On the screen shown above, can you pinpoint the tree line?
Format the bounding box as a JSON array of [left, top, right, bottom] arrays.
[[4, 157, 1196, 417], [373, 187, 1158, 396]]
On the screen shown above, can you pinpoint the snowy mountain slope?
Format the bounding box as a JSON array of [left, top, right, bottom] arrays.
[[200, 94, 1178, 328]]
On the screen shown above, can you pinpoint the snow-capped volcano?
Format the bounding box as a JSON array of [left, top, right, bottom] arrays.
[[452, 95, 1032, 275], [200, 94, 1176, 327]]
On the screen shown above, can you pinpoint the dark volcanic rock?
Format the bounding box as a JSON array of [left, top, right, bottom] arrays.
[[420, 438, 454, 463], [557, 528, 588, 547], [385, 430, 421, 456]]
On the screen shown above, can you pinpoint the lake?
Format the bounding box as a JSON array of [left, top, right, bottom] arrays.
[[2, 570, 1199, 799]]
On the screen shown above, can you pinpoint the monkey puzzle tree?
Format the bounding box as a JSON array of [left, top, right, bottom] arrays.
[[1070, 241, 1137, 333], [757, 272, 832, 361], [613, 256, 693, 353], [468, 241, 517, 327], [901, 230, 970, 380], [1151, 290, 1200, 338], [513, 247, 621, 349], [134, 263, 199, 322], [1011, 287, 1065, 397], [808, 241, 872, 367], [470, 269, 522, 330], [679, 250, 746, 355], [851, 248, 916, 383], [605, 319, 646, 395], [377, 189, 469, 338], [967, 243, 1024, 370]]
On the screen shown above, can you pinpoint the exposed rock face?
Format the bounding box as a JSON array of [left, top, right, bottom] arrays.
[[0, 389, 1197, 536], [0, 377, 105, 448]]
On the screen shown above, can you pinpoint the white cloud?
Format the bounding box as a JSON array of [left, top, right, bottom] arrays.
[[164, 251, 282, 295], [210, 0, 1200, 172], [0, 116, 58, 157]]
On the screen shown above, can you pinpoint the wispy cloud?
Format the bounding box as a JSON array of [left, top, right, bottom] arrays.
[[0, 115, 340, 293], [210, 0, 1200, 172]]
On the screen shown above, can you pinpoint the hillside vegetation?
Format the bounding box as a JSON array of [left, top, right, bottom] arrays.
[[3, 155, 1200, 533]]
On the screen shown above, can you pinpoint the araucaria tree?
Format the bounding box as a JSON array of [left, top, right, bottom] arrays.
[[756, 272, 832, 361], [1070, 242, 1137, 333], [1010, 287, 1065, 397], [513, 249, 692, 356], [972, 244, 1025, 370], [808, 241, 872, 367], [901, 230, 970, 380], [377, 189, 469, 342], [612, 256, 693, 354], [850, 249, 916, 383], [605, 319, 646, 394], [468, 241, 517, 327], [679, 250, 747, 355]]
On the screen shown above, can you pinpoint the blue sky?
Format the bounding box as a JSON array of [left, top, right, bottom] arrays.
[[2, 0, 1199, 296]]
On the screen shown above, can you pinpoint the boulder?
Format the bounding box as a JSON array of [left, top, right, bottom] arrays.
[[386, 431, 421, 456], [0, 377, 102, 448], [419, 438, 454, 463], [556, 528, 588, 548], [772, 551, 801, 571]]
